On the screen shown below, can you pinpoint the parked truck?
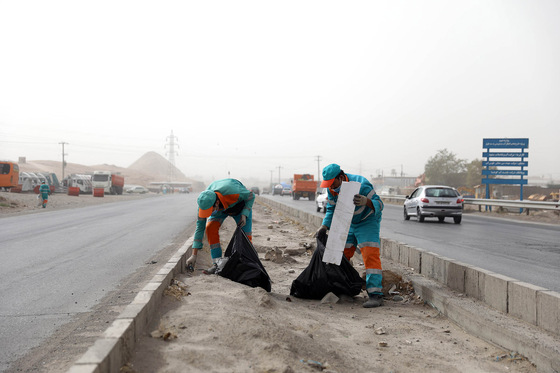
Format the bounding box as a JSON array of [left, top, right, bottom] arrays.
[[92, 171, 124, 195], [63, 174, 93, 194], [291, 174, 316, 201]]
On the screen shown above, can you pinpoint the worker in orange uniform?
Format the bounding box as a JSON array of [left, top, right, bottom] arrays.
[[315, 164, 385, 308], [187, 179, 255, 274]]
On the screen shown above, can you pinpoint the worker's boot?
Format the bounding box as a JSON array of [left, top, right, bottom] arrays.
[[363, 293, 383, 308], [203, 263, 219, 275]]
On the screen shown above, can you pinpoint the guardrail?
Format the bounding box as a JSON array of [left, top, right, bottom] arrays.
[[381, 195, 560, 211]]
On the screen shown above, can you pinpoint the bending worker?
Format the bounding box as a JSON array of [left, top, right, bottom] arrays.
[[187, 179, 255, 274], [315, 164, 384, 308]]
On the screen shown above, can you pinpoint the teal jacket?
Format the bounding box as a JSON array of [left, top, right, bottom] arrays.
[[193, 179, 255, 249], [39, 184, 50, 195], [321, 173, 383, 229]]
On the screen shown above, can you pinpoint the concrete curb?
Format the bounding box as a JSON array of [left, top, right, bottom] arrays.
[[66, 237, 193, 373], [260, 197, 560, 373], [66, 198, 559, 372]]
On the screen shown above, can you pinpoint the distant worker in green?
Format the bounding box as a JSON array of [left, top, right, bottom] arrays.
[[39, 180, 51, 208]]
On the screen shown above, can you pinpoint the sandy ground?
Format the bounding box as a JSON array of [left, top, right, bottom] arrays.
[[122, 200, 536, 373]]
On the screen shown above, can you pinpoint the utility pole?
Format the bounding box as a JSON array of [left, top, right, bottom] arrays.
[[276, 166, 283, 184], [270, 170, 274, 189], [315, 155, 322, 189], [165, 130, 179, 181], [59, 142, 68, 180]]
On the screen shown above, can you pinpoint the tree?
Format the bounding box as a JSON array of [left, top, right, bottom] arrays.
[[424, 149, 466, 186], [465, 159, 483, 187]]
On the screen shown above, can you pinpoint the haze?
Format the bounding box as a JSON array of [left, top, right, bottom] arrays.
[[1, 0, 559, 185]]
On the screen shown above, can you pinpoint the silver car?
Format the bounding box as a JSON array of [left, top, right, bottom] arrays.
[[404, 185, 463, 224]]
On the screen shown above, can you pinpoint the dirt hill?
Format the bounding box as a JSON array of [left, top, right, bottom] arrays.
[[17, 152, 205, 191]]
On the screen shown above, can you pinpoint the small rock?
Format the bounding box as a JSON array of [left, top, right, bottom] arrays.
[[320, 292, 339, 304], [288, 269, 295, 273], [393, 295, 404, 302], [378, 341, 388, 347], [375, 327, 386, 335]]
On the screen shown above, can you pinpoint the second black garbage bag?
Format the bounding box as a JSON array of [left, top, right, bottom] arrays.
[[218, 227, 272, 292], [290, 238, 365, 299]]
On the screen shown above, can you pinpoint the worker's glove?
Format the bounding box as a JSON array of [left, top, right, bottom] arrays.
[[353, 194, 368, 206], [238, 215, 247, 228], [314, 225, 329, 245], [186, 254, 197, 271]]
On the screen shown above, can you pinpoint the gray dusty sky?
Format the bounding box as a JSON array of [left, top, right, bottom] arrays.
[[1, 0, 559, 185]]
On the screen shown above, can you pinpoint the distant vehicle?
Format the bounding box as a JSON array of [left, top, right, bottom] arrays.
[[272, 184, 283, 195], [178, 187, 190, 194], [281, 187, 292, 196], [92, 171, 124, 195], [250, 187, 260, 195], [0, 161, 19, 190], [126, 186, 149, 194], [379, 186, 397, 196], [316, 188, 328, 213], [292, 174, 316, 200], [403, 185, 463, 224], [64, 174, 93, 194]]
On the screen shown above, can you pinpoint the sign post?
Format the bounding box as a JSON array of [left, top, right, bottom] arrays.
[[482, 138, 529, 212]]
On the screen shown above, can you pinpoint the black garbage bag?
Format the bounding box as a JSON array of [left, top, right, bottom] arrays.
[[290, 238, 365, 299], [218, 227, 272, 292]]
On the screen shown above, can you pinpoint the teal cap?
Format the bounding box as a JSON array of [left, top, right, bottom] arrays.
[[321, 164, 341, 188], [197, 190, 217, 217]]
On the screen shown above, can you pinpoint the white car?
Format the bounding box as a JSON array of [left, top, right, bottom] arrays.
[[126, 186, 149, 194], [315, 188, 328, 213], [403, 185, 463, 224]]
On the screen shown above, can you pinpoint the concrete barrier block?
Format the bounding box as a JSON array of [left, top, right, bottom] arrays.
[[380, 237, 390, 259], [483, 273, 517, 314], [432, 255, 448, 284], [408, 246, 423, 273], [446, 261, 467, 293], [154, 268, 174, 285], [67, 364, 100, 373], [399, 244, 410, 267], [537, 290, 560, 335], [390, 241, 401, 262], [421, 252, 437, 279], [508, 282, 548, 326], [380, 239, 391, 260], [75, 338, 120, 373], [131, 291, 156, 337], [117, 303, 148, 340], [103, 319, 135, 363], [464, 266, 487, 300]]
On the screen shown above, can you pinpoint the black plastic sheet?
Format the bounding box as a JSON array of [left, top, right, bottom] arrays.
[[219, 227, 272, 292], [290, 238, 365, 299]]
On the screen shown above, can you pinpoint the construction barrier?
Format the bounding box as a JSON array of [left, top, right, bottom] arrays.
[[93, 188, 105, 197], [67, 187, 80, 196], [33, 186, 40, 194]]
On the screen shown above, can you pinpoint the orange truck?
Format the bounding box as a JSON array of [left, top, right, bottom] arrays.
[[92, 171, 125, 195], [291, 174, 316, 200]]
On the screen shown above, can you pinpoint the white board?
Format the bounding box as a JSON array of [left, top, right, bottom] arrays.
[[323, 181, 361, 265]]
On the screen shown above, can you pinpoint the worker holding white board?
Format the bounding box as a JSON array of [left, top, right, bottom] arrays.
[[315, 164, 385, 308]]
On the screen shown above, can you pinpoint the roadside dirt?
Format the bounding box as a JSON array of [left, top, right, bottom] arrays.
[[124, 200, 536, 373]]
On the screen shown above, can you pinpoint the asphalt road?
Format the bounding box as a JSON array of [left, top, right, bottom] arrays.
[[0, 194, 198, 372], [261, 194, 560, 293]]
